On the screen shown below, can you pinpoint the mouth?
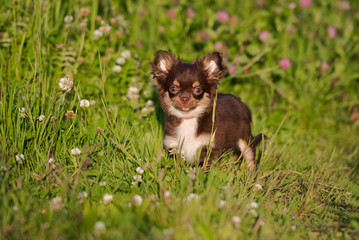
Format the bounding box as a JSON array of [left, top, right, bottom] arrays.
[[175, 105, 194, 112], [173, 101, 196, 112]]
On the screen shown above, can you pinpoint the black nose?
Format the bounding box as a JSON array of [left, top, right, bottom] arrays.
[[181, 96, 189, 103]]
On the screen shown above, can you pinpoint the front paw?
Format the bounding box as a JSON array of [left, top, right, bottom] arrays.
[[168, 148, 177, 155]]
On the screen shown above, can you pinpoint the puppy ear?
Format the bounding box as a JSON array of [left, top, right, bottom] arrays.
[[150, 50, 179, 84], [196, 52, 226, 85]]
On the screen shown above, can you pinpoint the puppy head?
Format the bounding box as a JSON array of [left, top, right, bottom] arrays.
[[151, 50, 226, 118]]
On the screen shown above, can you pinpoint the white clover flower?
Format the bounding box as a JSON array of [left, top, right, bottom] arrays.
[[64, 16, 73, 23], [39, 115, 46, 122], [133, 194, 143, 206], [48, 157, 55, 163], [116, 57, 126, 65], [218, 200, 227, 208], [133, 175, 142, 182], [164, 191, 171, 198], [186, 167, 197, 180], [112, 65, 122, 73], [231, 216, 241, 228], [94, 29, 103, 40], [103, 194, 113, 204], [78, 191, 88, 199], [163, 228, 174, 237], [143, 90, 151, 97], [94, 221, 106, 235], [99, 24, 111, 33], [80, 99, 90, 108], [249, 202, 258, 209], [338, 1, 350, 11], [71, 148, 82, 156], [136, 167, 144, 175], [141, 106, 154, 117], [290, 225, 296, 231], [79, 8, 90, 16], [99, 181, 107, 186], [19, 107, 25, 113], [49, 196, 63, 211], [249, 209, 258, 217], [121, 50, 131, 59], [15, 154, 25, 164], [126, 87, 139, 99], [59, 77, 73, 92], [19, 112, 26, 119], [253, 184, 263, 191], [182, 193, 198, 203], [146, 100, 154, 106]]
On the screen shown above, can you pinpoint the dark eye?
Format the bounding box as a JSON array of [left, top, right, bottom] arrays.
[[169, 85, 180, 94], [192, 86, 203, 95]]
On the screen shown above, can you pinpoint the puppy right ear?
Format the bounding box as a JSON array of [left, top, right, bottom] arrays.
[[150, 50, 179, 84]]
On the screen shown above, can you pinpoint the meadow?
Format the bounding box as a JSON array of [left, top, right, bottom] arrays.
[[1, 0, 359, 239]]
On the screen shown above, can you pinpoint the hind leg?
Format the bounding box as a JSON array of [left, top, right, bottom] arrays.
[[237, 138, 256, 172]]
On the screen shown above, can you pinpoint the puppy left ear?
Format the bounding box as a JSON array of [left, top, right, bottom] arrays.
[[150, 50, 179, 84], [196, 52, 226, 85]]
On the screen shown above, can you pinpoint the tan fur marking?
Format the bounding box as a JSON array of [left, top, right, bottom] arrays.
[[173, 80, 180, 87], [238, 139, 255, 171], [192, 81, 200, 88]]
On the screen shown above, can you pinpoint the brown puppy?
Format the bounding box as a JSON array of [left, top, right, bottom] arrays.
[[151, 50, 264, 171]]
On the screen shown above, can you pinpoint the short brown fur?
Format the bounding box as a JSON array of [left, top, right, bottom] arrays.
[[151, 50, 264, 171]]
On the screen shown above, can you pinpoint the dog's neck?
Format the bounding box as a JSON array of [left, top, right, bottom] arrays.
[[181, 116, 196, 120]]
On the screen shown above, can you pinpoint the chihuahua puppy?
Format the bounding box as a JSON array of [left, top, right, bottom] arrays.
[[151, 50, 263, 171]]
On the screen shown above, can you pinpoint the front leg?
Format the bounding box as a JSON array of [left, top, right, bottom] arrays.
[[164, 135, 178, 155]]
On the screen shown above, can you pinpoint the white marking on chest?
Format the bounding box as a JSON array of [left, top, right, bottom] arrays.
[[164, 118, 211, 163]]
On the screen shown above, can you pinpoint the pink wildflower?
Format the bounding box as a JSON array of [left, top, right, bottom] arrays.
[[288, 3, 297, 9], [136, 40, 143, 48], [228, 16, 238, 25], [299, 0, 311, 8], [167, 9, 175, 19], [259, 30, 270, 42], [186, 7, 195, 18], [217, 11, 229, 22], [79, 8, 90, 16], [202, 32, 210, 40], [338, 1, 350, 11], [288, 25, 297, 35], [327, 25, 337, 39], [214, 42, 223, 51], [229, 65, 237, 74], [257, 0, 265, 7], [278, 59, 291, 70], [321, 61, 330, 72]]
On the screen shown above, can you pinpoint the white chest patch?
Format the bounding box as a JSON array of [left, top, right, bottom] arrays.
[[164, 118, 211, 163]]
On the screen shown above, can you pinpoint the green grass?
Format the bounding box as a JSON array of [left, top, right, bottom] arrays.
[[1, 0, 359, 239]]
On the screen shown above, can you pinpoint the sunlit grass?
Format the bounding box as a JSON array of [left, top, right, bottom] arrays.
[[1, 0, 359, 239]]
